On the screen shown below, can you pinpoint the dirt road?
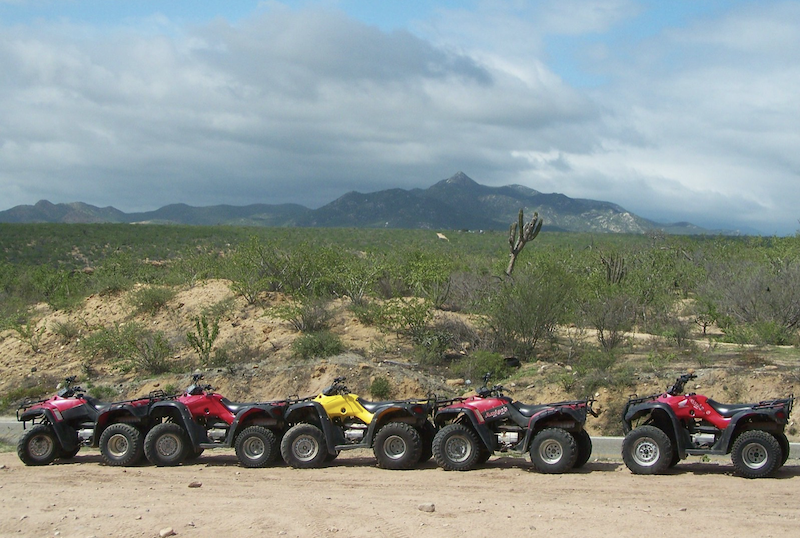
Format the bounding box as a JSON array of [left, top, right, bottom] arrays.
[[1, 449, 797, 538]]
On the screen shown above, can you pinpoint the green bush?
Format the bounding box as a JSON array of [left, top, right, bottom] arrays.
[[52, 320, 81, 344], [291, 331, 343, 360], [134, 331, 174, 374], [271, 299, 332, 332], [369, 376, 392, 399], [127, 286, 176, 315], [453, 351, 513, 383], [81, 322, 145, 361]]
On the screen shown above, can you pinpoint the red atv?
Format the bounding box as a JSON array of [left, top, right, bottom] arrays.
[[622, 372, 794, 478], [17, 375, 177, 466], [432, 374, 596, 473], [141, 373, 297, 467], [16, 376, 105, 465]]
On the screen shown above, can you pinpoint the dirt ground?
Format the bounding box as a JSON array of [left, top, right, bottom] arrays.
[[1, 449, 798, 538]]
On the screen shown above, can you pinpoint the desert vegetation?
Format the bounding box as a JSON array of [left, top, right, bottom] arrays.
[[1, 223, 799, 436]]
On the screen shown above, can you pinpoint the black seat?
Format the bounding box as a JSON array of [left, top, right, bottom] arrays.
[[220, 398, 256, 414], [511, 402, 548, 417], [357, 398, 383, 413], [706, 399, 754, 418]]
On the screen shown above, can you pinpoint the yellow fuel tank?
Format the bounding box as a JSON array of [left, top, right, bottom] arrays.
[[314, 392, 374, 424]]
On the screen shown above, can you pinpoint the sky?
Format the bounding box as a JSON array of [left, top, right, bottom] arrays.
[[1, 0, 799, 235]]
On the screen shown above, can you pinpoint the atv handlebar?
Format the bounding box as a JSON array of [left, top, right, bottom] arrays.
[[667, 373, 697, 396]]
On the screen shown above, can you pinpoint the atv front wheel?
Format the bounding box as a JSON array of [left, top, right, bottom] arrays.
[[58, 446, 81, 460], [731, 430, 782, 479], [530, 428, 578, 474], [17, 424, 59, 466], [432, 423, 481, 471], [418, 421, 436, 464], [280, 423, 327, 469], [373, 422, 423, 470], [100, 423, 144, 466], [572, 429, 593, 469], [235, 426, 278, 468], [622, 425, 672, 475], [773, 432, 790, 468], [144, 423, 188, 467]]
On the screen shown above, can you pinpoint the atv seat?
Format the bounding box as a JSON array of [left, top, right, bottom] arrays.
[[356, 398, 383, 413], [83, 395, 109, 410], [706, 399, 754, 418], [511, 402, 548, 417], [220, 398, 256, 414]]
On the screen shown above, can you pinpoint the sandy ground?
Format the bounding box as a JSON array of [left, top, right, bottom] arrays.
[[0, 449, 798, 538]]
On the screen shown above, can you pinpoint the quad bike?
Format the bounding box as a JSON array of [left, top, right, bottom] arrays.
[[622, 372, 794, 478], [16, 376, 107, 466], [431, 373, 596, 473], [91, 388, 180, 466], [17, 375, 179, 467], [141, 373, 297, 468], [280, 376, 436, 470]]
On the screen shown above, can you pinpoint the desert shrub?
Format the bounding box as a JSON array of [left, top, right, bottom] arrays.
[[187, 314, 220, 365], [201, 296, 236, 320], [1, 375, 59, 410], [369, 376, 392, 399], [271, 299, 332, 333], [52, 320, 81, 344], [87, 384, 117, 400], [375, 297, 434, 339], [133, 331, 174, 374], [12, 319, 44, 353], [413, 317, 482, 367], [721, 321, 797, 346], [291, 331, 343, 360], [211, 333, 261, 367], [81, 322, 145, 361], [452, 350, 514, 383], [349, 300, 382, 326], [127, 286, 176, 316], [581, 290, 636, 351], [486, 263, 575, 359]]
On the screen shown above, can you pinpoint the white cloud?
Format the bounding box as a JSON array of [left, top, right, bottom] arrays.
[[0, 1, 798, 233]]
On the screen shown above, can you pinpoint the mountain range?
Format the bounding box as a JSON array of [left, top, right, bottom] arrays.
[[0, 172, 714, 234]]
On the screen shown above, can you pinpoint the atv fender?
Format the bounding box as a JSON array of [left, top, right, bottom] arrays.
[[147, 400, 205, 447], [716, 409, 787, 453], [623, 401, 688, 459], [19, 408, 80, 452], [225, 405, 283, 446], [435, 408, 494, 452], [284, 400, 338, 455], [92, 403, 153, 447]]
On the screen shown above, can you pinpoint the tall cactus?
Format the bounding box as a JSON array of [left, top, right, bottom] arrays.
[[506, 209, 543, 276]]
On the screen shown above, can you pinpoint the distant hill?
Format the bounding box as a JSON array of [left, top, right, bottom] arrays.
[[0, 172, 713, 234]]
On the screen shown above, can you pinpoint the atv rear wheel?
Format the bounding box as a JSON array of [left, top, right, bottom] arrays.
[[235, 426, 278, 468], [144, 423, 188, 467], [622, 425, 672, 475], [281, 423, 327, 469], [17, 424, 59, 466], [572, 429, 593, 469], [731, 430, 782, 479], [530, 428, 578, 474], [100, 423, 144, 466], [373, 422, 423, 470], [432, 423, 481, 471]]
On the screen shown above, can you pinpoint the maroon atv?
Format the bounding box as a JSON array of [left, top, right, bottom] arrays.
[[622, 372, 794, 478], [432, 373, 596, 473], [141, 373, 299, 468]]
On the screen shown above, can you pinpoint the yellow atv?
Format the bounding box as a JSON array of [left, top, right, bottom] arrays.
[[280, 376, 435, 470]]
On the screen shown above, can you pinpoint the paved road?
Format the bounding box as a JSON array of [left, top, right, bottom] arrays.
[[2, 417, 798, 459]]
